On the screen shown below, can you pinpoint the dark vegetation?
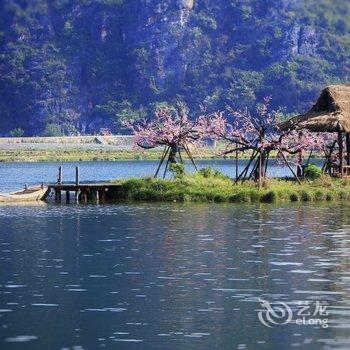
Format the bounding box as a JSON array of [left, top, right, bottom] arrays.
[[0, 0, 349, 136]]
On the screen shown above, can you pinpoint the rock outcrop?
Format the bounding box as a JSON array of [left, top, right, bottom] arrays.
[[0, 0, 348, 135]]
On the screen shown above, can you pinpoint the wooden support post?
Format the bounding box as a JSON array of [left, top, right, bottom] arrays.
[[278, 149, 301, 184], [58, 189, 62, 202], [178, 148, 183, 164], [55, 189, 58, 201], [75, 166, 80, 185], [346, 133, 350, 165], [96, 190, 99, 204], [296, 151, 303, 178], [235, 154, 254, 183], [184, 143, 198, 171], [247, 155, 260, 181], [163, 158, 170, 179], [235, 150, 258, 183], [66, 190, 70, 203], [322, 140, 336, 174], [338, 131, 343, 177], [322, 155, 328, 173], [306, 150, 313, 166], [235, 145, 238, 180], [264, 152, 270, 177], [58, 166, 63, 184], [75, 189, 80, 203], [258, 151, 262, 190], [82, 190, 87, 204], [155, 147, 169, 178]]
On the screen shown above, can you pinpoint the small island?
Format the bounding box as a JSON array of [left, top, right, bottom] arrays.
[[112, 172, 350, 203], [43, 85, 350, 205]]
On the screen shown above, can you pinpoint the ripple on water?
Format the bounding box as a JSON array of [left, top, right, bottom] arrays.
[[83, 308, 127, 312], [5, 336, 38, 343], [269, 262, 303, 266], [2, 201, 350, 350]]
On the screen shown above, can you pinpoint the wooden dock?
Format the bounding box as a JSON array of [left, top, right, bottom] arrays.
[[48, 166, 122, 203], [49, 183, 122, 203]]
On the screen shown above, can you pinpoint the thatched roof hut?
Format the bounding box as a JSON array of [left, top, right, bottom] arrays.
[[279, 84, 350, 132]]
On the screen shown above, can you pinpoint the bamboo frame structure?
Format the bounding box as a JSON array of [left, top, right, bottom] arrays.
[[277, 149, 301, 184], [233, 146, 303, 187], [154, 147, 170, 178], [154, 144, 198, 178]]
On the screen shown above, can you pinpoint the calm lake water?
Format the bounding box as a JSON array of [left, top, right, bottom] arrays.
[[1, 160, 349, 350], [0, 159, 324, 192]]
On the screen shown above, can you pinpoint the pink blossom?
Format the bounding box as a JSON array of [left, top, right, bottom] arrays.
[[124, 102, 209, 156]]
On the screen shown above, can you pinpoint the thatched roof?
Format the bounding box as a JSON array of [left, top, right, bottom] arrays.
[[279, 84, 350, 133]]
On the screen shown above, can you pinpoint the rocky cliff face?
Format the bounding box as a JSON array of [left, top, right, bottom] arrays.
[[121, 0, 194, 95], [0, 0, 349, 135]]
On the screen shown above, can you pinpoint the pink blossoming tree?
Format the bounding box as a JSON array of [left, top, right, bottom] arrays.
[[204, 97, 329, 184], [127, 97, 335, 183], [125, 102, 206, 177]]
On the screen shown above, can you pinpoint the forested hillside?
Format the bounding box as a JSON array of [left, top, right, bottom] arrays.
[[0, 0, 349, 136]]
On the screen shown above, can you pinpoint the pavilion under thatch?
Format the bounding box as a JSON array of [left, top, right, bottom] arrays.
[[279, 84, 350, 177], [279, 84, 350, 132]]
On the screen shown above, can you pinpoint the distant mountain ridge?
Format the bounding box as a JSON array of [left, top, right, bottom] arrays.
[[0, 0, 349, 135]]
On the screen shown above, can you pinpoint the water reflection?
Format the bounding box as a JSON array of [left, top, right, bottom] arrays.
[[0, 202, 350, 349]]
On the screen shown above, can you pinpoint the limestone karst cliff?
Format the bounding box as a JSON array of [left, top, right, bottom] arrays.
[[0, 0, 349, 135]]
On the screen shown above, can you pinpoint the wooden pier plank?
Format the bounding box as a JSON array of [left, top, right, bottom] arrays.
[[49, 183, 122, 203]]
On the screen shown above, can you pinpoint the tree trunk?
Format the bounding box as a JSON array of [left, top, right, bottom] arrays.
[[296, 151, 303, 177], [168, 144, 178, 164], [254, 152, 266, 181]]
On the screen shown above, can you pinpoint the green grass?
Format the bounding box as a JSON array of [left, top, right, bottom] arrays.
[[0, 148, 322, 162], [0, 148, 238, 162], [0, 137, 308, 162], [112, 172, 350, 203]]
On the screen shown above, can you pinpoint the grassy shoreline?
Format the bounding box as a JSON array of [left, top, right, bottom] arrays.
[[0, 147, 315, 162], [0, 136, 319, 162], [112, 173, 350, 203], [0, 135, 228, 162], [0, 148, 235, 162]]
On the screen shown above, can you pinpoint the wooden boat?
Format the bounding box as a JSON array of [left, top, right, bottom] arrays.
[[0, 185, 50, 203]]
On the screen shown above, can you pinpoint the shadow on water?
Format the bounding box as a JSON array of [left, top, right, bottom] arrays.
[[0, 201, 350, 349]]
